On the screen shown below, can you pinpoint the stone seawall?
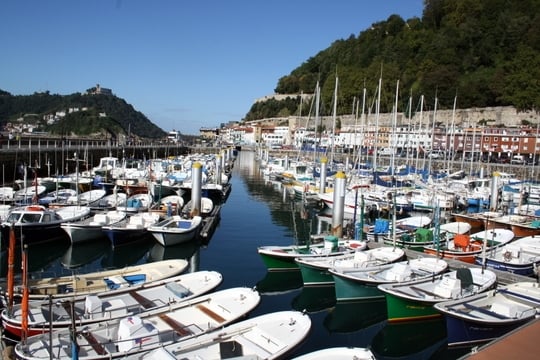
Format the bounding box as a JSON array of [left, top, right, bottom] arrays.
[[255, 106, 539, 129]]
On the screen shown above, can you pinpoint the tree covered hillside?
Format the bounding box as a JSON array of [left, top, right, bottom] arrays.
[[246, 0, 540, 121], [0, 88, 166, 139]]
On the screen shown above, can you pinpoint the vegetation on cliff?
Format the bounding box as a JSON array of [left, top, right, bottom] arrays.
[[245, 0, 540, 121], [0, 89, 165, 139]]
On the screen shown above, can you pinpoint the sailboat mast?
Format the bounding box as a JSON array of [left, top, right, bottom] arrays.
[[416, 95, 424, 171], [372, 76, 382, 172], [331, 76, 338, 166], [391, 80, 399, 176], [315, 81, 321, 156], [428, 95, 438, 175]]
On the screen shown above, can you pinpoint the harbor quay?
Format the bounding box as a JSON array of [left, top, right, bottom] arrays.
[[0, 137, 194, 185]]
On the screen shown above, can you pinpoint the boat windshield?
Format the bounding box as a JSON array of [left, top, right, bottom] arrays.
[[20, 213, 43, 223], [6, 212, 42, 223]]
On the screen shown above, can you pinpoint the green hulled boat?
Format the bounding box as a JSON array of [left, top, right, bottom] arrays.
[[330, 257, 448, 302], [257, 236, 365, 271], [295, 246, 405, 287], [378, 267, 497, 322]]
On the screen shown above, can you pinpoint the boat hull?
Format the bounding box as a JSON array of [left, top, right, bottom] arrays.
[[383, 292, 442, 323], [151, 226, 199, 246], [61, 224, 106, 244], [257, 239, 364, 272], [510, 223, 540, 237], [444, 311, 531, 347], [297, 260, 335, 287], [103, 227, 150, 248], [333, 274, 383, 301], [475, 257, 539, 277]]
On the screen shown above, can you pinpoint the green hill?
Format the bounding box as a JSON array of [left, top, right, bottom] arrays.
[[0, 88, 166, 139], [245, 0, 540, 121]]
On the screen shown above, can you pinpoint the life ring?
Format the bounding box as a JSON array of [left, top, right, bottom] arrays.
[[503, 251, 513, 262], [25, 205, 44, 212]]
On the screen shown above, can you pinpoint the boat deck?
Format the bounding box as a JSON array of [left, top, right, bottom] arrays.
[[369, 241, 536, 286]]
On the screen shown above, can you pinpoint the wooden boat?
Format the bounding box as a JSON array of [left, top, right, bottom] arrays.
[[2, 269, 222, 338], [293, 347, 376, 360], [485, 214, 529, 230], [330, 257, 449, 302], [0, 204, 91, 247], [148, 215, 202, 246], [61, 210, 128, 244], [295, 246, 405, 287], [423, 228, 515, 264], [1, 259, 188, 301], [102, 212, 161, 248], [475, 235, 540, 276], [133, 311, 311, 360], [13, 287, 259, 359], [510, 218, 540, 237], [257, 236, 366, 271], [378, 267, 497, 323], [451, 211, 502, 233], [434, 282, 540, 347]]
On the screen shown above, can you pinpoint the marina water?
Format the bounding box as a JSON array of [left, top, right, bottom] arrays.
[[3, 150, 472, 359]]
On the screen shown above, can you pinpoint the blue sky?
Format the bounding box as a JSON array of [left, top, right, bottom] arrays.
[[1, 1, 424, 135]]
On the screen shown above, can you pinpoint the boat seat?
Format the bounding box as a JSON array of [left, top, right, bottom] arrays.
[[91, 214, 109, 225], [104, 275, 128, 290], [81, 330, 108, 355], [384, 263, 412, 282], [490, 302, 518, 318], [354, 250, 372, 262], [503, 244, 521, 259], [197, 303, 226, 323], [126, 216, 145, 229], [433, 277, 461, 298]]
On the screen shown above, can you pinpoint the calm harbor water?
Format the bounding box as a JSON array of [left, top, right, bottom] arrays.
[[3, 150, 474, 359]]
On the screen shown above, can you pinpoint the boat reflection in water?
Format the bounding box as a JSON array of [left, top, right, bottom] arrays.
[[371, 318, 447, 360], [147, 240, 201, 272], [255, 270, 303, 295], [60, 238, 109, 269], [324, 298, 387, 334], [1, 238, 70, 278], [100, 235, 154, 268], [292, 285, 336, 313]]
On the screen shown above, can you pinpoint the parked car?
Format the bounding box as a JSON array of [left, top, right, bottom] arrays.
[[510, 154, 525, 164]]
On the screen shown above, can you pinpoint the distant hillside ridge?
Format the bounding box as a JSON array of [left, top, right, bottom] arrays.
[[0, 87, 166, 139], [245, 0, 540, 122]]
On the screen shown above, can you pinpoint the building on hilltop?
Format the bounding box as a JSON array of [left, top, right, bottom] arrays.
[[88, 84, 113, 95]]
